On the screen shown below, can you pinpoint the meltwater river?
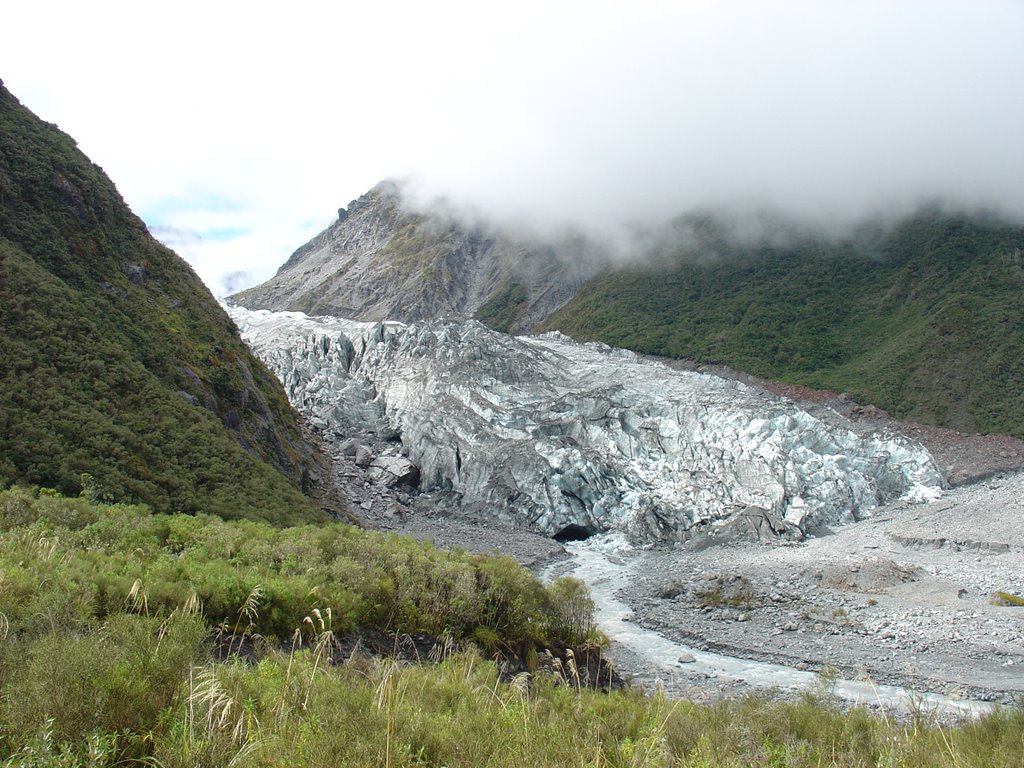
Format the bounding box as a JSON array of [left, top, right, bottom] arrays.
[[557, 534, 995, 719]]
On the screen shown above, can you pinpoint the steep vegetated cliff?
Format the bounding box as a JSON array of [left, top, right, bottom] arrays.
[[547, 210, 1024, 437], [0, 81, 340, 523]]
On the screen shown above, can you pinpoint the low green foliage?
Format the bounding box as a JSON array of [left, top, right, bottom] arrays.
[[1, 489, 1021, 766], [695, 575, 757, 610], [475, 279, 530, 333], [0, 487, 569, 643], [547, 575, 599, 645], [990, 591, 1024, 607], [545, 210, 1024, 436]]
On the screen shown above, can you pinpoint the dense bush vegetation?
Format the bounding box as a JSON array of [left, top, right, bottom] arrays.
[[2, 487, 1022, 767], [544, 211, 1024, 436], [0, 82, 334, 522], [475, 278, 530, 332], [0, 488, 577, 645]]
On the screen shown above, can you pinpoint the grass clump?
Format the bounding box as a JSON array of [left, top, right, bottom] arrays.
[[695, 575, 757, 610], [990, 591, 1024, 607], [7, 646, 1023, 767], [0, 487, 575, 644]]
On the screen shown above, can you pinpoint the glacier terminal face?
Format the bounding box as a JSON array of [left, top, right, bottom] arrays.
[[230, 305, 943, 542]]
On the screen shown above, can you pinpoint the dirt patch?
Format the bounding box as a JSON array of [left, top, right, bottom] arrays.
[[805, 559, 922, 593]]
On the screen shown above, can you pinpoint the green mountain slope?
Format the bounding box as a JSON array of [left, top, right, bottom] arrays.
[[544, 211, 1024, 436], [0, 81, 339, 523]]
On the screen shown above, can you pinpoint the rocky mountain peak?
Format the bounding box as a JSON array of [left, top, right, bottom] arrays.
[[232, 179, 602, 333]]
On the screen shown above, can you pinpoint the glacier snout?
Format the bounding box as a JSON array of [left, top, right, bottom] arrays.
[[230, 306, 943, 543]]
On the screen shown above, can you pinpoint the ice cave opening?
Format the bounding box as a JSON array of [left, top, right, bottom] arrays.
[[553, 524, 597, 543]]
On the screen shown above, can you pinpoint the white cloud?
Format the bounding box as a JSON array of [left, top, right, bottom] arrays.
[[3, 1, 1023, 294]]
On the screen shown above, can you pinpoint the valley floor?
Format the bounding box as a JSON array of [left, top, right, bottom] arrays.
[[609, 471, 1024, 709], [328, 373, 1024, 713]]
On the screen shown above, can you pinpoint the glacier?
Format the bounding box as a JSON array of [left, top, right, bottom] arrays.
[[229, 305, 943, 543]]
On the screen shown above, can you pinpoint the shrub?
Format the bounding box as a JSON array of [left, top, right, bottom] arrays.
[[546, 576, 598, 645]]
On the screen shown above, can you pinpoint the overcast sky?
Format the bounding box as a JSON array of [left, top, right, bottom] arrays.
[[4, 1, 1024, 296]]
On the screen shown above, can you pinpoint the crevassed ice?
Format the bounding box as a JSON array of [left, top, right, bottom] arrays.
[[229, 305, 943, 543]]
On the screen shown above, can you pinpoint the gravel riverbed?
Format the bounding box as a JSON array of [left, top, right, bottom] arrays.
[[604, 470, 1024, 709]]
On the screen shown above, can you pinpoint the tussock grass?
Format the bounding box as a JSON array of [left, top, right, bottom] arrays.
[[2, 487, 1022, 767], [990, 591, 1024, 607], [0, 486, 574, 644]]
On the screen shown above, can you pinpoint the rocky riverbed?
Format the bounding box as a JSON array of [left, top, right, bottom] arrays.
[[600, 470, 1024, 709]]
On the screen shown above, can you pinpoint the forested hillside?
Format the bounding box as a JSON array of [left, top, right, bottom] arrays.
[[545, 210, 1024, 436], [0, 81, 339, 523]]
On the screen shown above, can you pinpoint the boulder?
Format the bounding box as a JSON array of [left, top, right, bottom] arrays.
[[367, 456, 420, 488], [354, 444, 374, 467]]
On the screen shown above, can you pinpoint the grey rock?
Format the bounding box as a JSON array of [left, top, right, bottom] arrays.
[[354, 445, 374, 467], [338, 438, 360, 456], [385, 502, 408, 519], [122, 262, 146, 284], [367, 456, 420, 487], [230, 181, 605, 334], [176, 390, 199, 406]]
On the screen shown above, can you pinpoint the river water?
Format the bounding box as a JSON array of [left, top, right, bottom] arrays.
[[558, 534, 995, 719]]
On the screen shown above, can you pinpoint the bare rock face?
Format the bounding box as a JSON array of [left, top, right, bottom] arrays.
[[230, 181, 601, 333], [229, 305, 944, 543]]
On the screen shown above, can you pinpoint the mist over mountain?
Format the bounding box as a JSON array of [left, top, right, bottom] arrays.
[[232, 181, 608, 333], [393, 2, 1024, 245], [235, 179, 1024, 438], [6, 2, 1021, 297]]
